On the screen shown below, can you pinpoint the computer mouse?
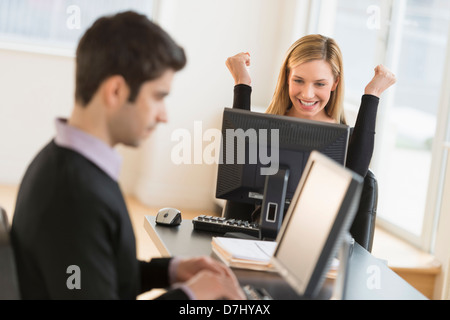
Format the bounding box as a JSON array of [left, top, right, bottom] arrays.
[[156, 207, 182, 226]]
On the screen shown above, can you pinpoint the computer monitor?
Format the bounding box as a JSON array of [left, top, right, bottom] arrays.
[[271, 151, 363, 299], [215, 108, 350, 239]]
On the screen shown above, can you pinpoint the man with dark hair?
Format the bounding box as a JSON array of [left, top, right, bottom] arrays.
[[11, 11, 244, 300]]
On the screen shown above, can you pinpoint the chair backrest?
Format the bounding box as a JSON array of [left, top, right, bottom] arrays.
[[0, 207, 21, 299], [349, 169, 378, 252]]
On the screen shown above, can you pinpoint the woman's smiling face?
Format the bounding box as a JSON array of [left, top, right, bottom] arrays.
[[287, 59, 339, 122]]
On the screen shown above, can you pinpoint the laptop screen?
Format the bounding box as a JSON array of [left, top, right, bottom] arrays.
[[271, 151, 363, 298]]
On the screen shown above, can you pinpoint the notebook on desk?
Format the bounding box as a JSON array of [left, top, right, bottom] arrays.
[[211, 237, 277, 271], [218, 151, 363, 299], [211, 236, 340, 275]]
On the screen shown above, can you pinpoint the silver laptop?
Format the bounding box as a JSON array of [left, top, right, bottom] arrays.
[[270, 150, 363, 299]]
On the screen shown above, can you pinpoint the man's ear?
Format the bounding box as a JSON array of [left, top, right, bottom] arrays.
[[101, 75, 130, 109]]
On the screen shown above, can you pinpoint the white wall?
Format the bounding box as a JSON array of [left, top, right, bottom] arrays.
[[0, 49, 75, 183], [0, 0, 305, 212]]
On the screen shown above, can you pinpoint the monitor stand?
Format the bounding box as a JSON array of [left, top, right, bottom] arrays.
[[331, 232, 354, 300], [258, 168, 289, 240], [223, 169, 289, 241], [221, 201, 256, 221]]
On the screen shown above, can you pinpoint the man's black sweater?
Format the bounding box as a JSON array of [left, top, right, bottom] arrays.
[[11, 141, 187, 299]]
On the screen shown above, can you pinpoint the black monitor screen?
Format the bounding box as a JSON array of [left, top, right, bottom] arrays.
[[216, 108, 350, 207]]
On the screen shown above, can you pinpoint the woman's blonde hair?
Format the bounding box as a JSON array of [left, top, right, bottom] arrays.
[[266, 34, 346, 124]]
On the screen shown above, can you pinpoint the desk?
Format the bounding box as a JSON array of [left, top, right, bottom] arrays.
[[144, 216, 427, 300]]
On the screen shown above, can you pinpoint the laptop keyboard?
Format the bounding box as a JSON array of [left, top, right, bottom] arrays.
[[242, 285, 273, 300]]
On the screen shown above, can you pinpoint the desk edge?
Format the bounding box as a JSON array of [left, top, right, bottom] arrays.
[[143, 215, 172, 257]]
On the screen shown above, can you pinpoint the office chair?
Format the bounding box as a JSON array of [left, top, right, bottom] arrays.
[[349, 169, 378, 252], [0, 206, 21, 299]]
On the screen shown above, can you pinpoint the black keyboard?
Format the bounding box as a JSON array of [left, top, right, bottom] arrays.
[[192, 215, 260, 238]]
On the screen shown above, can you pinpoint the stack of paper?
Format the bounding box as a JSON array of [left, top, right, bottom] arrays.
[[211, 237, 340, 277], [211, 237, 277, 271]]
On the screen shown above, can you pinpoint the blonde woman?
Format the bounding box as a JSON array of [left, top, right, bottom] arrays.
[[226, 34, 396, 178]]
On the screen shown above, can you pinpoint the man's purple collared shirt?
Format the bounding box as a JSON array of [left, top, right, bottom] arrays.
[[54, 118, 122, 181]]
